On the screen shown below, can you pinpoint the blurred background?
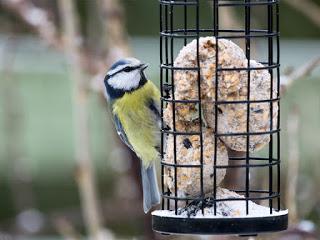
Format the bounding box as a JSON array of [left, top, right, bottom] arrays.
[[0, 0, 319, 239]]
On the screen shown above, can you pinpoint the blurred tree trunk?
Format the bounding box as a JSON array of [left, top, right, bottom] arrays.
[[98, 0, 130, 62], [286, 106, 300, 224], [97, 0, 158, 239], [57, 0, 104, 239]]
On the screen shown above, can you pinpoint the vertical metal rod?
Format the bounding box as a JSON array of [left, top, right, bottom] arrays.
[[213, 0, 219, 216], [164, 4, 170, 210], [169, 4, 178, 215], [244, 0, 251, 216], [184, 0, 187, 46], [159, 3, 165, 210], [276, 1, 281, 212], [165, 5, 169, 85], [184, 0, 188, 206], [195, 0, 204, 214], [268, 0, 274, 214]]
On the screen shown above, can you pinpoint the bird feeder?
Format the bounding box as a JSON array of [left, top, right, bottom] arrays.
[[152, 0, 288, 235]]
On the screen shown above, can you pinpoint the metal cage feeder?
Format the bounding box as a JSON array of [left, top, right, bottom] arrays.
[[152, 0, 288, 236]]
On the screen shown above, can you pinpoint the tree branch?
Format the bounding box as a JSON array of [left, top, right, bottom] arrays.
[[89, 0, 132, 93], [286, 105, 300, 225], [98, 0, 130, 61], [57, 0, 104, 239], [281, 57, 320, 94], [0, 0, 105, 77], [0, 0, 61, 49]]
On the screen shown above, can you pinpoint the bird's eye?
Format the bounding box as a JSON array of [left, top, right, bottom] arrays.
[[123, 67, 131, 72]]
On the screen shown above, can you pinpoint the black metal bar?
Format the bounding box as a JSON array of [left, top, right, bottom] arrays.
[[162, 130, 201, 135], [244, 0, 251, 216], [161, 98, 200, 103], [161, 159, 279, 168], [160, 28, 278, 33], [213, 98, 280, 104], [268, 0, 274, 214], [215, 161, 279, 169], [213, 0, 219, 216], [169, 3, 178, 214], [160, 64, 199, 70], [229, 157, 280, 161], [159, 2, 165, 211], [184, 0, 187, 46], [162, 193, 280, 202], [217, 0, 278, 7], [276, 1, 281, 212], [184, 0, 188, 207], [160, 62, 279, 71], [231, 189, 279, 194], [217, 63, 279, 71], [164, 3, 170, 211], [161, 162, 202, 168], [159, 0, 198, 6], [158, 0, 279, 6], [161, 97, 280, 104], [196, 0, 205, 214], [162, 129, 280, 137], [160, 29, 278, 39], [216, 129, 280, 137]]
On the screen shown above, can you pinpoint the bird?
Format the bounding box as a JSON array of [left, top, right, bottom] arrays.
[[103, 57, 161, 213]]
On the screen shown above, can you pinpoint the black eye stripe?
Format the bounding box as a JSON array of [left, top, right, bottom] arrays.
[[123, 67, 132, 72], [107, 64, 143, 78], [115, 65, 141, 75]]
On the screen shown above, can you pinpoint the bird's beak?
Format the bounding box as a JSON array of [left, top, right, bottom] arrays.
[[139, 63, 148, 70]]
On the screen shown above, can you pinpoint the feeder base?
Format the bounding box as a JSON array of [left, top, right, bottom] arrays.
[[152, 210, 288, 235]]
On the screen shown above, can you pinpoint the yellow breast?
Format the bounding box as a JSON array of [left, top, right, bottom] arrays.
[[112, 81, 160, 167]]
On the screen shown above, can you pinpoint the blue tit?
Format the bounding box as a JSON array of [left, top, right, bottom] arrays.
[[103, 57, 161, 213]]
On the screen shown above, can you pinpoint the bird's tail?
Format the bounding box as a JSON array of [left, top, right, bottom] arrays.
[[141, 163, 160, 213]]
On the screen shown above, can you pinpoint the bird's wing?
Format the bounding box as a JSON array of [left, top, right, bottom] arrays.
[[148, 99, 161, 127], [147, 98, 162, 153], [114, 114, 135, 152]]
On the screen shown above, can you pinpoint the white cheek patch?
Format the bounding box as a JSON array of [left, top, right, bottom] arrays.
[[108, 70, 141, 91]]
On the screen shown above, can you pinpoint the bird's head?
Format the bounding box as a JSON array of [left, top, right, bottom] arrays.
[[104, 57, 148, 100]]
